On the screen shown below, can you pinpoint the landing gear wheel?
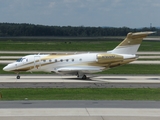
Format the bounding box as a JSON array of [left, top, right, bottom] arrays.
[[82, 75, 87, 80], [17, 75, 20, 79]]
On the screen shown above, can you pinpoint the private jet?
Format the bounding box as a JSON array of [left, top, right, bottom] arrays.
[[3, 31, 155, 79]]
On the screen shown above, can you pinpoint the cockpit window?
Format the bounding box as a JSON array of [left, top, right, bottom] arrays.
[[16, 58, 27, 62], [16, 58, 23, 62]]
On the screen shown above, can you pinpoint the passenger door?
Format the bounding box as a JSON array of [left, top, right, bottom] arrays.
[[34, 56, 41, 70]]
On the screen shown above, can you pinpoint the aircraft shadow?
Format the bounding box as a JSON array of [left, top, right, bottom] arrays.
[[63, 77, 96, 82], [63, 77, 127, 81], [99, 78, 127, 80]]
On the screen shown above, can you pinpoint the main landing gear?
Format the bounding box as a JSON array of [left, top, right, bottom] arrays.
[[77, 73, 87, 80], [82, 75, 87, 80]]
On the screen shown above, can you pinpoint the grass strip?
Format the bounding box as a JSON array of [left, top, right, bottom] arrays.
[[0, 40, 160, 51], [0, 88, 160, 100]]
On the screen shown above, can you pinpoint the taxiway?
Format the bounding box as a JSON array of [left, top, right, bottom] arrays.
[[0, 75, 160, 88]]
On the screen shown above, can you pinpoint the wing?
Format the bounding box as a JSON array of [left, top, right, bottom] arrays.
[[53, 66, 105, 75]]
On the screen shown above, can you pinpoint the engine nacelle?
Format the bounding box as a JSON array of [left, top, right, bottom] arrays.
[[97, 53, 123, 63]]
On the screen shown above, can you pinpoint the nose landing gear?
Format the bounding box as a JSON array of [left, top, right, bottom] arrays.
[[17, 75, 20, 79], [16, 73, 20, 79]]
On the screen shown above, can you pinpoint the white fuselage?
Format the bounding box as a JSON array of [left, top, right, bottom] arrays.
[[3, 52, 136, 75]]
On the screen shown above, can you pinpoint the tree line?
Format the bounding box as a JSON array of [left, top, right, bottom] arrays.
[[0, 23, 159, 37]]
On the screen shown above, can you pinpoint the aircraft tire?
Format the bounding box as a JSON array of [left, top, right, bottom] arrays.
[[82, 75, 87, 80], [17, 75, 20, 79]]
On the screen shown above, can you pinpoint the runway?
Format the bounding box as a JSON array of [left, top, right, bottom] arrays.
[[0, 100, 160, 120], [0, 74, 160, 88]]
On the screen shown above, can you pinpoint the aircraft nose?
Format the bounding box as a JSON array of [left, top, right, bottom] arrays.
[[3, 65, 10, 71]]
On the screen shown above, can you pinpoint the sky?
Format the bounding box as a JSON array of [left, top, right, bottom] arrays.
[[0, 0, 160, 28]]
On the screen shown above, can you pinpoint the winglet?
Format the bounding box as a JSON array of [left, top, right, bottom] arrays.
[[107, 31, 155, 55]]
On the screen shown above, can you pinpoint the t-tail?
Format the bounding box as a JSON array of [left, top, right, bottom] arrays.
[[107, 31, 155, 55]]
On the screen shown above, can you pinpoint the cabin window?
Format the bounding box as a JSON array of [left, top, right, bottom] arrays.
[[60, 59, 63, 62], [79, 59, 82, 61], [72, 59, 74, 62], [43, 60, 46, 62], [49, 60, 52, 62], [55, 59, 57, 62], [66, 59, 69, 62]]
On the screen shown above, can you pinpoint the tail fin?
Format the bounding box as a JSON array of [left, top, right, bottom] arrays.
[[107, 31, 155, 55]]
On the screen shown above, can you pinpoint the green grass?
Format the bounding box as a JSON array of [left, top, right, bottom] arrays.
[[0, 88, 160, 100], [0, 41, 117, 51], [0, 54, 26, 56], [139, 41, 160, 51], [0, 39, 160, 51]]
